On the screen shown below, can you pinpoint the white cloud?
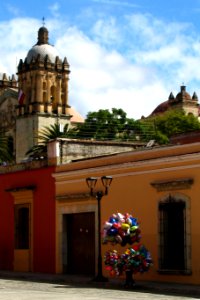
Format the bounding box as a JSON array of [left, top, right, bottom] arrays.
[[91, 18, 121, 46], [0, 18, 40, 75], [126, 13, 192, 49], [6, 4, 21, 16], [136, 46, 183, 65], [1, 13, 200, 120], [55, 25, 166, 118], [48, 3, 60, 18], [91, 0, 139, 8], [70, 80, 169, 119]]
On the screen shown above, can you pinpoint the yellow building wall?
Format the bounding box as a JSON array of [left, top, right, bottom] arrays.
[[53, 142, 200, 285]]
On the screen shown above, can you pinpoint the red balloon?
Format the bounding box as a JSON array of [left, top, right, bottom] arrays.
[[113, 223, 120, 229]]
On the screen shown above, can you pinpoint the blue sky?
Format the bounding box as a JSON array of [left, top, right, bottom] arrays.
[[1, 0, 200, 119]]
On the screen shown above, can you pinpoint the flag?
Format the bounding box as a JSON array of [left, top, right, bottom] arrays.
[[18, 90, 25, 105]]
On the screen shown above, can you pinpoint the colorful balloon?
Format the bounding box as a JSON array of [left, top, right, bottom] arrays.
[[104, 245, 152, 277], [102, 212, 141, 246], [103, 212, 152, 279]]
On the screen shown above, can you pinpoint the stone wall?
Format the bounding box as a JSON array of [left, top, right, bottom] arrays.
[[16, 114, 70, 163], [47, 138, 145, 165]]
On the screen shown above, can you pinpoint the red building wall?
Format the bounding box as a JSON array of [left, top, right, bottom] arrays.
[[0, 181, 13, 270], [0, 166, 56, 273]]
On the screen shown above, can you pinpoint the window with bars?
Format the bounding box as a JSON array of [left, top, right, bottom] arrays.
[[158, 195, 191, 274]]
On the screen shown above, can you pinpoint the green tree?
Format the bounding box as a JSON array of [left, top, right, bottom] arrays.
[[70, 108, 142, 141], [26, 123, 69, 159], [153, 110, 200, 144], [27, 109, 200, 158], [134, 118, 156, 142]]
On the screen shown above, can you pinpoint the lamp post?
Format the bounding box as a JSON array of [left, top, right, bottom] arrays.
[[86, 176, 113, 282]]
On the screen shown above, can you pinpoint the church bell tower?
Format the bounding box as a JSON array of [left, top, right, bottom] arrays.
[[16, 26, 71, 162]]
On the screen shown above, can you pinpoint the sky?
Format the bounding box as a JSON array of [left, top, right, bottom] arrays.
[[1, 0, 200, 119]]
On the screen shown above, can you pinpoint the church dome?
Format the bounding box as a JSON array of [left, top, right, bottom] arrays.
[[68, 107, 85, 123], [150, 100, 169, 115], [26, 26, 60, 64], [26, 44, 59, 64], [175, 85, 192, 102], [149, 85, 199, 117]]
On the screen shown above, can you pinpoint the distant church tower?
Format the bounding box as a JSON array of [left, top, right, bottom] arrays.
[[150, 85, 199, 118], [16, 26, 71, 162]]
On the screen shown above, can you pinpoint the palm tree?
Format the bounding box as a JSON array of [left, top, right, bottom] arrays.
[[26, 123, 69, 160], [0, 134, 13, 164]]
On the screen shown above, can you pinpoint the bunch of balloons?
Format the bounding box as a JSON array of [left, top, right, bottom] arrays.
[[104, 250, 120, 276], [102, 212, 141, 246], [104, 244, 152, 277], [103, 212, 152, 279]]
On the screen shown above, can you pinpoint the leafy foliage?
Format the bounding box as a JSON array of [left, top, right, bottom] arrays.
[[69, 108, 145, 141], [153, 110, 200, 144], [26, 108, 200, 161], [26, 123, 69, 159], [70, 108, 200, 145], [0, 134, 14, 164]]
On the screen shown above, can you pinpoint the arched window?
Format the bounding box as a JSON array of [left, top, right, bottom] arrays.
[[43, 81, 47, 90], [7, 135, 14, 156], [24, 87, 31, 110], [43, 82, 47, 103], [43, 91, 47, 104], [158, 194, 191, 274], [50, 85, 57, 113]]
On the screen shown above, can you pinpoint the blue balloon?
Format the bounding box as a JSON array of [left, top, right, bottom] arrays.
[[130, 217, 138, 226], [109, 217, 117, 224], [108, 228, 118, 236]]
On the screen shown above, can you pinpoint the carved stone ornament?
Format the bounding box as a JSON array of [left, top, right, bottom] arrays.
[[151, 178, 194, 192], [0, 98, 16, 130]]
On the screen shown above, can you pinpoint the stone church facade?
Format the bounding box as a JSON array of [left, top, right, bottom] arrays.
[[0, 26, 82, 163]]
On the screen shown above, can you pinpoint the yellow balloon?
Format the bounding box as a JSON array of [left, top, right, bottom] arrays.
[[121, 223, 130, 230]]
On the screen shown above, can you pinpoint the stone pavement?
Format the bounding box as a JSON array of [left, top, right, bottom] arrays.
[[0, 271, 200, 300]]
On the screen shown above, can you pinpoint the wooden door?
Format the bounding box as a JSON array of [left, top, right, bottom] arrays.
[[63, 212, 95, 275], [14, 204, 31, 272], [159, 200, 185, 270]]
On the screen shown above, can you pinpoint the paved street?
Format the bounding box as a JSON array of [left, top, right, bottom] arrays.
[[0, 277, 199, 300]]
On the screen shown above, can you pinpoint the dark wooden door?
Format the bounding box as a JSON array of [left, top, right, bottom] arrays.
[[64, 212, 95, 275], [14, 204, 31, 272], [160, 200, 185, 270]]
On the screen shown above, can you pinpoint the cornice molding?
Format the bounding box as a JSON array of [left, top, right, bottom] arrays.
[[56, 192, 91, 202], [151, 178, 194, 192], [5, 185, 36, 192]]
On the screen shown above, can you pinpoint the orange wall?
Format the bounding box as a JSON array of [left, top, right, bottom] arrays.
[[54, 143, 200, 284]]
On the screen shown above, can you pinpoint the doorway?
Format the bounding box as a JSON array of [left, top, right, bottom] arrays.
[[62, 212, 95, 275], [159, 198, 186, 271], [14, 203, 31, 271]]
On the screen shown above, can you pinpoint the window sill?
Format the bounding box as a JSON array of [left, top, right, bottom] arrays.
[[158, 269, 192, 275]]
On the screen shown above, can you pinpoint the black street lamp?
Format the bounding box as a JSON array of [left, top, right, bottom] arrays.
[[86, 176, 113, 282]]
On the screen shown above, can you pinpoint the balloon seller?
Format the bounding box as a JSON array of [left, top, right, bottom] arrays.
[[103, 212, 153, 288]]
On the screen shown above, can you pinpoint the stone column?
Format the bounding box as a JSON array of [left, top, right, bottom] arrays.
[[46, 75, 52, 113], [56, 75, 62, 114], [35, 73, 43, 112], [46, 75, 51, 103], [62, 74, 69, 114], [36, 73, 43, 102]]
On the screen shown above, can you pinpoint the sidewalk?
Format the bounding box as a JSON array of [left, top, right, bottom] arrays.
[[0, 270, 200, 298]]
